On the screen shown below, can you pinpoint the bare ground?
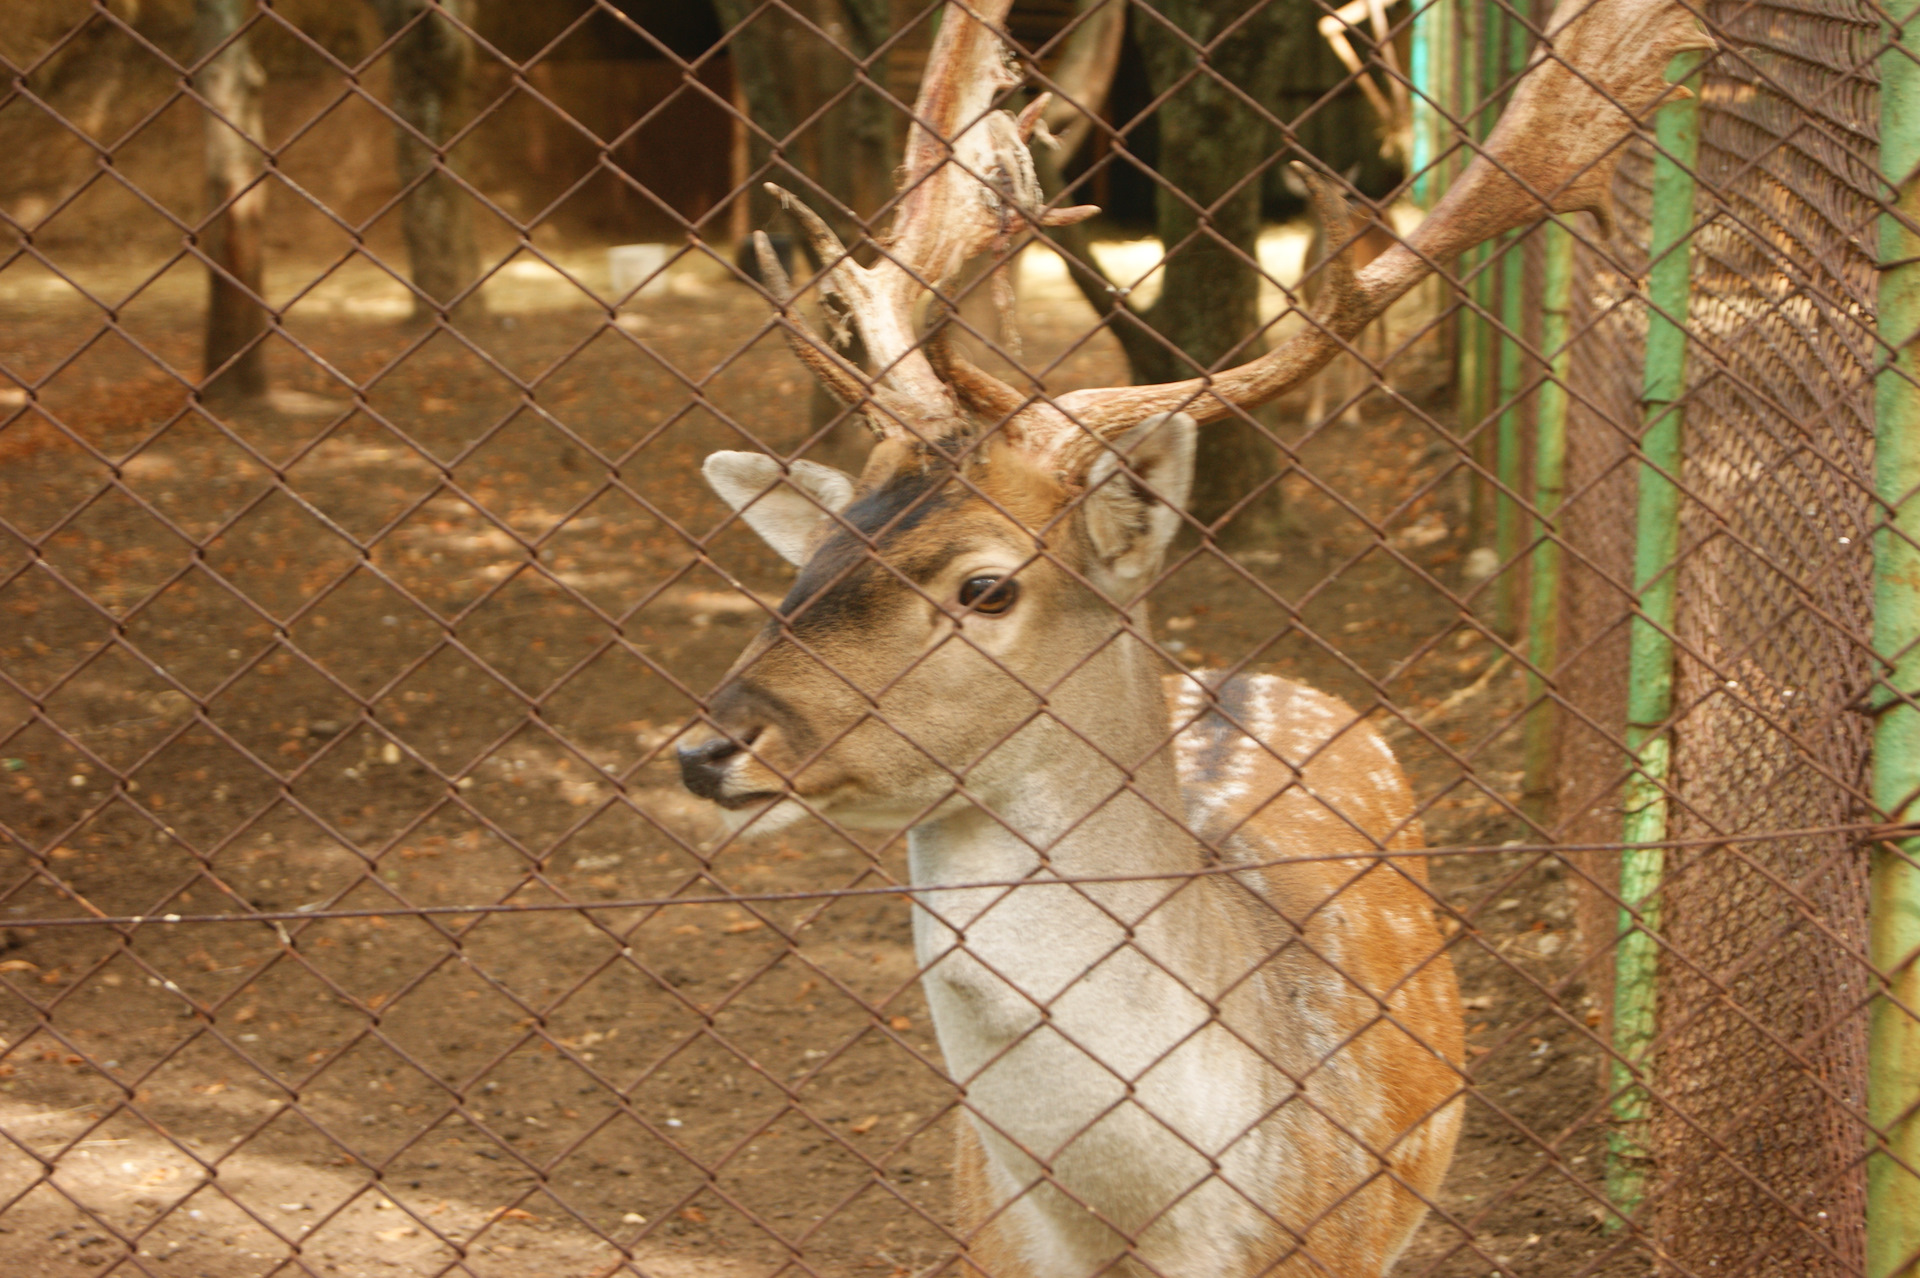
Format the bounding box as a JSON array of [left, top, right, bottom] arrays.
[[0, 245, 1625, 1277]]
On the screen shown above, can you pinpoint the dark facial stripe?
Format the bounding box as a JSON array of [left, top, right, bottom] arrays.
[[777, 465, 958, 634]]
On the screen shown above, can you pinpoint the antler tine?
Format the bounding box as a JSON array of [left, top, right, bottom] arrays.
[[926, 322, 1032, 425], [1039, 0, 1714, 462], [748, 0, 1099, 446], [764, 185, 855, 280], [1294, 162, 1364, 323], [749, 228, 921, 438]]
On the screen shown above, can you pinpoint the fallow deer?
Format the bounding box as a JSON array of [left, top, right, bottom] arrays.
[[676, 3, 1709, 1273]]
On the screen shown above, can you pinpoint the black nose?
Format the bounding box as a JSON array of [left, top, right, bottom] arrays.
[[678, 736, 745, 801]]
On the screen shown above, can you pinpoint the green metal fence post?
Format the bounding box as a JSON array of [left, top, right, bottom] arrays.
[[1871, 1, 1920, 1271], [1411, 0, 1437, 208], [1494, 232, 1526, 634], [1604, 50, 1702, 1228], [1492, 7, 1531, 635], [1464, 0, 1498, 549], [1523, 220, 1574, 806]]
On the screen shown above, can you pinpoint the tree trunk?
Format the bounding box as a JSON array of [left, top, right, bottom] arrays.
[[196, 0, 268, 405], [713, 0, 802, 228], [719, 0, 899, 454], [836, 0, 895, 226], [1131, 0, 1323, 548], [717, 0, 897, 233], [374, 0, 484, 326]]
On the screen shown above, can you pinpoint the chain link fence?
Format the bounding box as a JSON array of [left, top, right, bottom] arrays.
[[1, 1, 1917, 1276]]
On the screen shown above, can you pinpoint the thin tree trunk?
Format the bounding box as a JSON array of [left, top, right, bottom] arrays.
[[713, 0, 801, 228], [721, 0, 899, 452], [837, 0, 895, 227], [375, 0, 484, 326], [196, 0, 268, 404], [1133, 0, 1318, 547]]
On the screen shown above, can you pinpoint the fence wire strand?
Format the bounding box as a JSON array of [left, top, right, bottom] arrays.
[[0, 0, 1916, 1275]]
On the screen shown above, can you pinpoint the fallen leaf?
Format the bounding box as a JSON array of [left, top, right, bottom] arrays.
[[849, 1114, 879, 1135], [672, 924, 701, 936], [888, 1016, 912, 1031], [722, 919, 762, 934], [680, 1206, 706, 1224], [0, 960, 37, 973], [500, 1207, 536, 1222], [234, 1006, 257, 1024], [622, 1211, 647, 1224], [192, 1080, 228, 1096], [375, 1226, 417, 1242]]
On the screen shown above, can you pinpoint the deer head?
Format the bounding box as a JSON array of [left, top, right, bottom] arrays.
[[679, 0, 1712, 833]]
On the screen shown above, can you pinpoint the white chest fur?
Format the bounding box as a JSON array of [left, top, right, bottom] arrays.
[[906, 827, 1299, 1276]]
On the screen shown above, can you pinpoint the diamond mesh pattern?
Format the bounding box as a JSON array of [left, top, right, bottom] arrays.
[[0, 1, 1915, 1276]]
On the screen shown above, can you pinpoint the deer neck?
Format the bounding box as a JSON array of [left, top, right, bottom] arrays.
[[906, 620, 1196, 891], [900, 616, 1233, 1076]]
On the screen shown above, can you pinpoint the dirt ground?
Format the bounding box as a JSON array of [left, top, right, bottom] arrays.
[[0, 241, 1627, 1277]]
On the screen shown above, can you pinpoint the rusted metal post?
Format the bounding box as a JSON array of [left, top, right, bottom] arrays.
[[1605, 50, 1702, 1226], [1871, 1, 1920, 1270]]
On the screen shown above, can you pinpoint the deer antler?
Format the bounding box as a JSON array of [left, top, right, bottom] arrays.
[[759, 0, 1095, 442], [1016, 0, 1714, 471], [757, 0, 1710, 471], [1319, 0, 1413, 164]]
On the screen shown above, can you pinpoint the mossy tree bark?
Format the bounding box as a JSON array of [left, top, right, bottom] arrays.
[[196, 0, 269, 405], [1124, 0, 1326, 547], [374, 0, 485, 326], [714, 0, 894, 233], [716, 0, 899, 453], [713, 0, 800, 229]]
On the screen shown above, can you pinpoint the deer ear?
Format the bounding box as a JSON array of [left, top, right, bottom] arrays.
[[1080, 412, 1197, 581], [703, 452, 856, 567]]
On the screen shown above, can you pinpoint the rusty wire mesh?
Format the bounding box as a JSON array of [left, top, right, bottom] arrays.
[[0, 0, 1913, 1276], [1553, 0, 1887, 1270]]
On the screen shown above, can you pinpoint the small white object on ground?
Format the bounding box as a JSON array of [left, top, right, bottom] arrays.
[[608, 244, 670, 303], [1462, 546, 1501, 581]]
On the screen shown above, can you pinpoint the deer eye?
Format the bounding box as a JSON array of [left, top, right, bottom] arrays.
[[958, 575, 1019, 615]]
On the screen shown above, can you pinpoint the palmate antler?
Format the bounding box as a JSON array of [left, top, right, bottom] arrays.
[[759, 0, 1712, 474]]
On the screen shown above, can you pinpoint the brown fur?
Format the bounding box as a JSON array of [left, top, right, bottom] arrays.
[[943, 675, 1461, 1278], [699, 438, 1460, 1277]]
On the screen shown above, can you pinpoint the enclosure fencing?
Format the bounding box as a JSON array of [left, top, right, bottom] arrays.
[[0, 1, 1917, 1276]]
